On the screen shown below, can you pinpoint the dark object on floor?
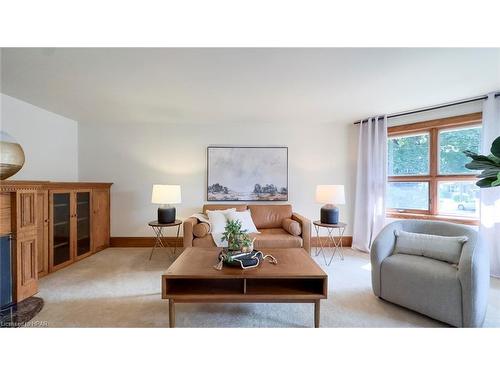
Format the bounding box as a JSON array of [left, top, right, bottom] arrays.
[[0, 296, 44, 328]]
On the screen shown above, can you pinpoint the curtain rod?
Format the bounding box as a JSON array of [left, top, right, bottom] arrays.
[[354, 92, 500, 125]]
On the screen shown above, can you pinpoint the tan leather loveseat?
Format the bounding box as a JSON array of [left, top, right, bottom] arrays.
[[183, 204, 311, 254]]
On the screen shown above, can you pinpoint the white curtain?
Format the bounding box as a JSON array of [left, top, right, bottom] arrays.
[[481, 92, 500, 277], [352, 116, 388, 252]]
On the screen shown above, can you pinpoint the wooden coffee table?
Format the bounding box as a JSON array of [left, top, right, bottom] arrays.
[[162, 247, 328, 328]]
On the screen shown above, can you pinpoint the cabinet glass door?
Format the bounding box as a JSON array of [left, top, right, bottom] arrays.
[[52, 193, 71, 266], [76, 192, 91, 257]]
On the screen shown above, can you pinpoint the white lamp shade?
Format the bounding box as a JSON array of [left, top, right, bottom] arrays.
[[315, 185, 345, 204], [151, 185, 181, 204]]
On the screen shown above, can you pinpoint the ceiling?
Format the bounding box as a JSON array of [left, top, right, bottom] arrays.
[[1, 48, 499, 126]]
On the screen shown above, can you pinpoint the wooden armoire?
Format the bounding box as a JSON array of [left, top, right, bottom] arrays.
[[0, 181, 112, 303]]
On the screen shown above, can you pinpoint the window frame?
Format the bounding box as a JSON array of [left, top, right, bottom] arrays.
[[386, 112, 482, 225]]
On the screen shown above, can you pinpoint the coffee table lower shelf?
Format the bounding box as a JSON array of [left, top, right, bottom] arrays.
[[162, 277, 327, 328]]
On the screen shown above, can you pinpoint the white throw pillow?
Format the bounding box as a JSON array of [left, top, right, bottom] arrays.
[[394, 230, 467, 264], [226, 210, 260, 234], [206, 208, 236, 234]]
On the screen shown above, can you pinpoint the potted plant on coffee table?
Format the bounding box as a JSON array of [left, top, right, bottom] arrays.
[[221, 219, 253, 252], [213, 220, 257, 269], [214, 220, 277, 270]]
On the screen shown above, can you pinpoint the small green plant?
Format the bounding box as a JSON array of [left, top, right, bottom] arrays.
[[463, 135, 500, 188], [221, 220, 252, 251]]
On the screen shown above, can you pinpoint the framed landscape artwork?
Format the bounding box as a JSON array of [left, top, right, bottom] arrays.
[[207, 146, 288, 201]]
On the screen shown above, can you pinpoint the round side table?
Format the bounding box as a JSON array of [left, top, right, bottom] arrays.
[[148, 220, 182, 260], [313, 220, 347, 266]]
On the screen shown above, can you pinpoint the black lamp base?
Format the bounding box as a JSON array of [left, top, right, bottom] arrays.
[[320, 205, 339, 224], [158, 207, 176, 224]]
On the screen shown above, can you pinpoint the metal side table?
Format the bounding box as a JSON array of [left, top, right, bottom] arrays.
[[148, 220, 182, 260], [313, 220, 347, 266]]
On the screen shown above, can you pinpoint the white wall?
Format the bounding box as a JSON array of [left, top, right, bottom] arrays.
[[78, 100, 484, 238], [79, 120, 359, 237], [2, 90, 480, 238], [0, 94, 79, 180]]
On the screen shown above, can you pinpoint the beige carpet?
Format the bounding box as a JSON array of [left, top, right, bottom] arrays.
[[33, 247, 500, 328]]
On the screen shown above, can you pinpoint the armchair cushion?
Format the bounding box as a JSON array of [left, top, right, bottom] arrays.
[[394, 229, 467, 264], [381, 254, 463, 327], [282, 218, 302, 236]]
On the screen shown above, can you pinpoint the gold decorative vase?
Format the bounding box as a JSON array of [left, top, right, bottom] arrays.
[[0, 131, 25, 180]]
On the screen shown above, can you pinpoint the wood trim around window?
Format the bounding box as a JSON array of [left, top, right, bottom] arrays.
[[387, 112, 482, 225], [388, 112, 482, 135]]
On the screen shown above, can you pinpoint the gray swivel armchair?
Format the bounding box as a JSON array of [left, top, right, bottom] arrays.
[[371, 220, 489, 327]]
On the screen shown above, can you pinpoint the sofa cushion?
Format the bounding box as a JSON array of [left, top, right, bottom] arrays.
[[202, 204, 247, 214], [381, 254, 463, 327], [394, 229, 467, 264], [193, 222, 210, 238], [248, 204, 293, 229], [282, 218, 302, 236], [251, 228, 303, 249], [193, 235, 216, 247]]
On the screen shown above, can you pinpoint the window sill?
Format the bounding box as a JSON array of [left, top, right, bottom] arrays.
[[386, 212, 479, 226]]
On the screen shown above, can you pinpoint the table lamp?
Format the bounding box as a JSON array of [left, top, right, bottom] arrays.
[[151, 184, 181, 224], [316, 185, 345, 224]]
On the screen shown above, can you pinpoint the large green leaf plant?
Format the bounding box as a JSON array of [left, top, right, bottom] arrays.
[[463, 135, 500, 188]]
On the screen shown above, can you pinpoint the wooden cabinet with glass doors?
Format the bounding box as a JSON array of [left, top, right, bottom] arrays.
[[49, 185, 110, 272], [50, 189, 93, 271]]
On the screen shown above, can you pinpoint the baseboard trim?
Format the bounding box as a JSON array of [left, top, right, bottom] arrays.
[[110, 237, 183, 247], [110, 236, 352, 248]]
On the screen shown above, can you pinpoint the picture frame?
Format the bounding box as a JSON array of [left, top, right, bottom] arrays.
[[207, 146, 288, 201]]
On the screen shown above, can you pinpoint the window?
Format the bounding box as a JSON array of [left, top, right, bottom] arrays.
[[386, 113, 482, 224], [387, 181, 429, 211], [439, 126, 481, 174], [388, 132, 429, 176]]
